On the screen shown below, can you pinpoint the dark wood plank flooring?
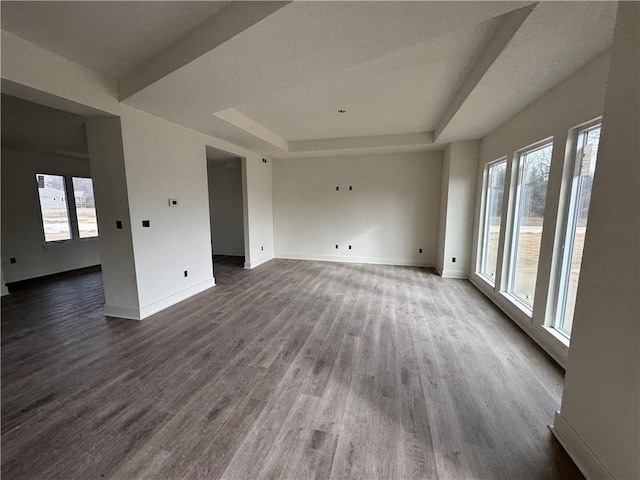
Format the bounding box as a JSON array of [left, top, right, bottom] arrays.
[[1, 258, 583, 479]]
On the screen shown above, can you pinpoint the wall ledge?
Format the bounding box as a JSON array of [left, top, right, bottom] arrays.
[[549, 412, 614, 480], [275, 252, 431, 268], [469, 272, 568, 368]]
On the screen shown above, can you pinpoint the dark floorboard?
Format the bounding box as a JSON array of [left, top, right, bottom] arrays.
[[1, 258, 583, 479]]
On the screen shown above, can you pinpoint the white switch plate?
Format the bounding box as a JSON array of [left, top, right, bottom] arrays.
[[168, 198, 178, 206]]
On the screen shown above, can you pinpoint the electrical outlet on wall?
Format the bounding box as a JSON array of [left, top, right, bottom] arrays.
[[452, 257, 456, 263]]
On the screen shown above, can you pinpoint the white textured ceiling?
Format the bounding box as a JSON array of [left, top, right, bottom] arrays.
[[236, 20, 498, 141], [0, 1, 617, 157], [122, 1, 527, 146], [436, 1, 617, 143], [0, 1, 229, 78]]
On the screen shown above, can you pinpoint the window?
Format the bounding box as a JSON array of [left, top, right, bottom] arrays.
[[479, 160, 507, 282], [72, 177, 98, 238], [36, 174, 72, 242], [507, 142, 553, 309], [36, 174, 99, 242], [554, 124, 600, 337]]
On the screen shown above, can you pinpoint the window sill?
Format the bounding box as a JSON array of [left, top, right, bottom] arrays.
[[475, 272, 496, 288], [543, 325, 571, 347], [469, 274, 569, 368], [43, 237, 99, 249], [500, 291, 534, 318]]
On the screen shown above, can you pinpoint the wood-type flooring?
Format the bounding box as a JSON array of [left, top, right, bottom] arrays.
[[1, 257, 583, 479]]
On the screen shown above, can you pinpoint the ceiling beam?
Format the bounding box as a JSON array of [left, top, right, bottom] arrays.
[[281, 132, 437, 158], [118, 1, 289, 100], [214, 108, 288, 151], [212, 108, 437, 157], [434, 3, 536, 142]]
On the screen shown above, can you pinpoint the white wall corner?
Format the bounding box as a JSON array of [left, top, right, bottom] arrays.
[[138, 278, 215, 320], [244, 254, 274, 269], [549, 412, 614, 480], [440, 269, 469, 279], [104, 304, 142, 321], [1, 265, 8, 296], [104, 278, 215, 320]]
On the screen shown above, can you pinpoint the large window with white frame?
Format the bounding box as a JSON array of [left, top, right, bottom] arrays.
[[36, 173, 99, 242], [72, 176, 99, 238], [479, 159, 507, 282], [507, 141, 553, 310], [36, 174, 73, 242], [553, 123, 601, 337]]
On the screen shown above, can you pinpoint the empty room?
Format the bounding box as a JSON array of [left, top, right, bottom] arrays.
[[1, 2, 638, 480]]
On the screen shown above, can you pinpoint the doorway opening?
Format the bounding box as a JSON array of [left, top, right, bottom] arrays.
[[206, 147, 247, 280]]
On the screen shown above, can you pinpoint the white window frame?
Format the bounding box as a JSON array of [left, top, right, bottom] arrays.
[[552, 120, 601, 338], [506, 138, 554, 312], [71, 176, 99, 239], [36, 173, 98, 244], [478, 158, 507, 285]]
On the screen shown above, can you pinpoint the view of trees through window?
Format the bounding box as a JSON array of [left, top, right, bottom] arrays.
[[480, 161, 506, 281], [36, 174, 98, 242], [556, 126, 600, 336], [508, 143, 553, 308], [36, 174, 72, 242], [477, 124, 601, 339], [72, 177, 98, 238]]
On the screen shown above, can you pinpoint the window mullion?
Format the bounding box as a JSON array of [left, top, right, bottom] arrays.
[[65, 175, 80, 239]]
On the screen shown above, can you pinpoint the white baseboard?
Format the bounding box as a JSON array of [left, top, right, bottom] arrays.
[[104, 303, 142, 321], [139, 278, 215, 319], [105, 278, 216, 321], [5, 261, 101, 284], [274, 252, 431, 268], [549, 411, 613, 480], [440, 269, 469, 279], [244, 254, 274, 269]]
